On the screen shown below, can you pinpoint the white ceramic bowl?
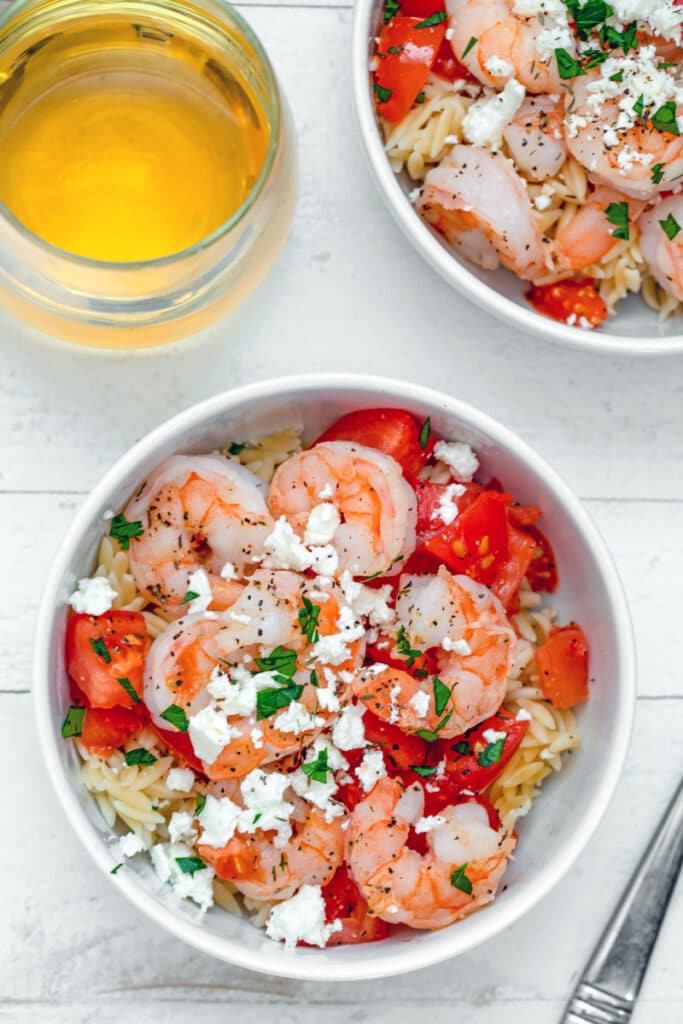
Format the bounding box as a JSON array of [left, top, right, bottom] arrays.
[[352, 0, 683, 356], [34, 374, 636, 980]]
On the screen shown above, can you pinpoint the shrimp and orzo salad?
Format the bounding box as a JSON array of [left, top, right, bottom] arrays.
[[62, 409, 589, 948], [373, 0, 683, 328]]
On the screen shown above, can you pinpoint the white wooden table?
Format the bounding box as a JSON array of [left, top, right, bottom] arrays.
[[2, 2, 683, 1021]]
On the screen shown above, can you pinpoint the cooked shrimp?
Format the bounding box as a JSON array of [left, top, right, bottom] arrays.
[[553, 187, 646, 272], [355, 567, 516, 736], [418, 145, 547, 280], [446, 0, 572, 94], [124, 454, 273, 616], [145, 570, 364, 779], [640, 195, 683, 301], [268, 441, 417, 578], [199, 781, 345, 900], [565, 66, 683, 200], [503, 95, 567, 181], [346, 778, 515, 929]]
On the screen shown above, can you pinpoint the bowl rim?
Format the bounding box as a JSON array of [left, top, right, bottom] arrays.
[[351, 0, 683, 357], [33, 373, 637, 980]]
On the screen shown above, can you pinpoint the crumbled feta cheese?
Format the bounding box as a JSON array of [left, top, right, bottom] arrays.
[[304, 503, 341, 546], [442, 636, 471, 656], [251, 725, 264, 749], [266, 885, 343, 949], [274, 701, 325, 735], [188, 705, 239, 764], [332, 702, 367, 750], [414, 815, 447, 834], [220, 561, 238, 580], [515, 707, 532, 721], [482, 728, 507, 745], [166, 767, 196, 792], [311, 605, 364, 665], [388, 683, 402, 725], [408, 186, 422, 204], [114, 832, 146, 859], [318, 483, 334, 500], [68, 576, 117, 615], [462, 79, 526, 150], [340, 570, 395, 626], [197, 794, 241, 847], [409, 689, 430, 718], [485, 55, 513, 78], [150, 842, 215, 912], [316, 686, 341, 713], [356, 748, 387, 792], [207, 663, 277, 717], [168, 811, 197, 844], [262, 517, 313, 572], [308, 544, 339, 576], [609, 1, 683, 44], [433, 440, 479, 482], [512, 0, 573, 60], [433, 483, 466, 526], [290, 738, 348, 820], [229, 610, 252, 625], [239, 768, 294, 846], [534, 194, 552, 211], [186, 568, 213, 615]]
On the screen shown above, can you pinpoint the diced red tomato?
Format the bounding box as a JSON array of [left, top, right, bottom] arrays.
[[412, 709, 528, 815], [527, 278, 608, 328], [80, 704, 148, 757], [66, 611, 150, 708], [149, 722, 205, 774], [364, 710, 428, 771], [525, 525, 559, 593], [508, 504, 542, 528], [432, 35, 479, 82], [397, 0, 443, 17], [424, 490, 512, 586], [317, 407, 434, 479], [373, 17, 447, 125], [320, 865, 390, 945], [365, 638, 437, 679], [490, 521, 538, 608], [535, 624, 589, 708]]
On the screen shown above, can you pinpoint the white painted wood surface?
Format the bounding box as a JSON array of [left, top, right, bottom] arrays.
[[2, 2, 683, 1022]]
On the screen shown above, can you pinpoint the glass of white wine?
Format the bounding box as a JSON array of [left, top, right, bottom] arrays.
[[0, 0, 297, 348]]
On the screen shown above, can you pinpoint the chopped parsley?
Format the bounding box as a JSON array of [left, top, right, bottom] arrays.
[[180, 589, 200, 605], [160, 704, 189, 733], [387, 45, 404, 55], [396, 626, 422, 669], [61, 705, 85, 738], [124, 747, 157, 767], [432, 676, 452, 717], [609, 69, 623, 82], [606, 201, 630, 241], [374, 83, 393, 104], [566, 0, 613, 40], [88, 635, 111, 663], [660, 213, 681, 241], [415, 10, 446, 28], [255, 646, 298, 677], [117, 677, 140, 704], [652, 162, 666, 185], [452, 740, 471, 756], [450, 863, 473, 895], [195, 793, 207, 816], [228, 442, 246, 455], [111, 863, 123, 875], [477, 736, 506, 768], [298, 596, 321, 644], [416, 710, 453, 743], [415, 91, 426, 104], [109, 513, 144, 551], [652, 101, 680, 136], [462, 35, 477, 59], [302, 748, 330, 783], [410, 764, 438, 778], [601, 20, 638, 54], [632, 93, 645, 118], [418, 417, 431, 450], [310, 670, 320, 687], [256, 683, 304, 721], [383, 0, 400, 23], [555, 48, 585, 80], [175, 856, 206, 876]]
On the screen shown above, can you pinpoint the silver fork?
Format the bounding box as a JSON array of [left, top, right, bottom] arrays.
[[562, 776, 683, 1024]]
